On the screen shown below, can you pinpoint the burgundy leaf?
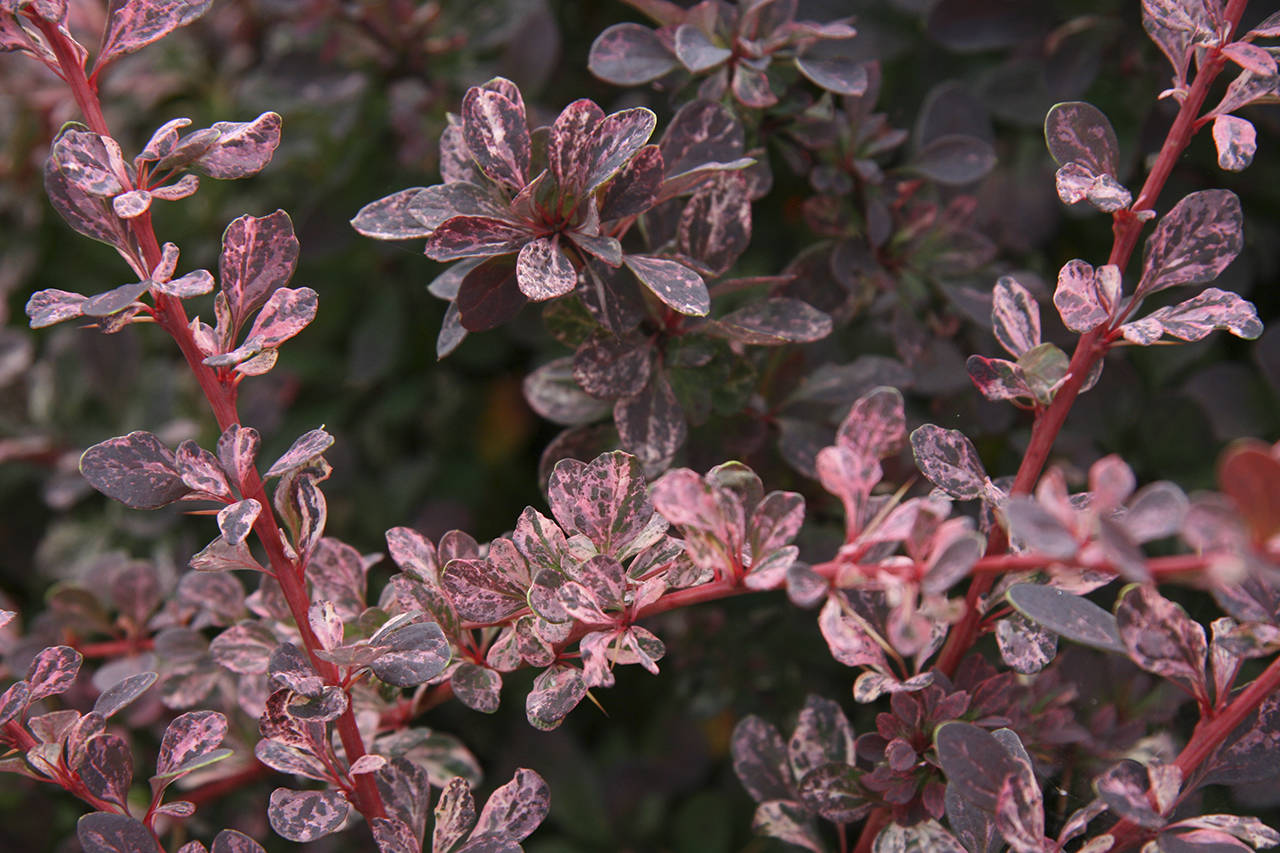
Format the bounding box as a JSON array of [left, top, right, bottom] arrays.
[[1005, 583, 1125, 654], [614, 371, 688, 471], [370, 621, 450, 687], [935, 722, 1024, 813], [472, 767, 550, 842], [77, 813, 162, 853], [795, 53, 868, 96], [714, 298, 832, 345], [572, 332, 652, 400], [623, 254, 709, 316], [92, 671, 157, 718], [599, 145, 664, 221], [911, 134, 996, 186], [1212, 115, 1256, 172], [265, 428, 334, 478], [25, 289, 87, 329], [351, 188, 432, 240], [1144, 287, 1262, 342], [731, 715, 792, 803], [27, 645, 82, 703], [156, 710, 228, 778], [1044, 101, 1121, 176], [584, 107, 659, 192], [461, 83, 530, 193], [991, 275, 1040, 357], [78, 734, 133, 807], [516, 236, 577, 301], [548, 98, 605, 197], [588, 22, 678, 85], [219, 210, 300, 336], [525, 664, 587, 730], [674, 24, 730, 72], [456, 255, 526, 332], [1137, 189, 1243, 298], [676, 173, 752, 276], [96, 0, 213, 71], [267, 787, 351, 842], [1115, 584, 1208, 696], [909, 424, 988, 500], [194, 112, 282, 179], [80, 431, 188, 509]]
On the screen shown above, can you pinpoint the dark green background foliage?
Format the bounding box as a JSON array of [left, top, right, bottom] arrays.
[[1, 1, 1277, 850]]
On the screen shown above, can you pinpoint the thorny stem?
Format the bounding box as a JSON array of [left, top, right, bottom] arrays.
[[32, 16, 386, 823], [931, 0, 1248, 682]]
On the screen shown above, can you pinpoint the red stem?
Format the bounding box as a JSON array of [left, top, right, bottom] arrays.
[[31, 17, 386, 823]]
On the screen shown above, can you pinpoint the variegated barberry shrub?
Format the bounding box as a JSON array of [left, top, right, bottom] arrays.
[[2, 0, 1279, 851]]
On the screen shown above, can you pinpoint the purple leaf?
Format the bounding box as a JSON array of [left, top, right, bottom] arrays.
[[455, 255, 526, 332], [516, 236, 577, 301], [352, 188, 431, 240], [92, 671, 157, 718], [935, 722, 1023, 813], [80, 431, 188, 509], [547, 450, 652, 554], [996, 614, 1058, 675], [1005, 583, 1125, 654], [676, 173, 752, 276], [674, 24, 730, 72], [1094, 759, 1167, 828], [77, 813, 162, 853], [731, 64, 778, 108], [624, 254, 708, 316], [27, 644, 82, 703], [434, 777, 478, 853], [795, 53, 868, 96], [370, 621, 450, 687], [1136, 189, 1243, 298], [731, 715, 791, 803], [523, 357, 612, 425], [1002, 496, 1077, 558], [572, 332, 652, 400], [714, 297, 833, 346], [599, 145, 664, 220], [798, 763, 871, 824], [81, 280, 149, 318], [25, 289, 87, 329], [1144, 287, 1262, 342], [78, 734, 133, 807], [614, 371, 688, 471], [265, 428, 334, 478], [910, 134, 996, 186], [588, 22, 678, 85], [451, 663, 502, 713], [584, 107, 659, 193], [788, 695, 856, 781], [462, 83, 530, 193], [991, 275, 1040, 358], [548, 99, 605, 197], [473, 767, 550, 842], [43, 155, 131, 251], [96, 0, 213, 72], [1044, 101, 1120, 176], [267, 787, 351, 842], [156, 710, 228, 778], [525, 664, 587, 730], [966, 355, 1030, 402], [1212, 115, 1256, 172], [909, 424, 988, 500], [194, 112, 282, 179], [211, 830, 267, 853], [580, 258, 647, 333], [1115, 584, 1208, 696], [219, 210, 300, 337], [660, 100, 746, 179]]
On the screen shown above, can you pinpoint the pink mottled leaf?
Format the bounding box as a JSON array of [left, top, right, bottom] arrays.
[[25, 289, 87, 329], [96, 0, 214, 72], [548, 99, 605, 197], [43, 154, 131, 251], [991, 275, 1040, 357], [456, 255, 526, 332], [410, 183, 508, 232], [966, 355, 1029, 402], [1223, 42, 1278, 77], [1120, 316, 1164, 345], [211, 830, 266, 853], [175, 440, 231, 498], [208, 285, 316, 362], [426, 216, 529, 263], [713, 298, 832, 345], [1212, 115, 1257, 172], [1053, 259, 1113, 332], [909, 424, 988, 500], [442, 540, 529, 623], [614, 371, 688, 471], [731, 63, 778, 108], [660, 99, 746, 179], [1044, 101, 1120, 176], [1137, 189, 1243, 298], [265, 428, 334, 478], [525, 664, 587, 730], [1115, 584, 1208, 697], [996, 613, 1058, 675], [210, 621, 275, 674], [112, 189, 151, 218], [77, 813, 161, 853], [370, 621, 450, 687], [461, 83, 530, 193], [788, 695, 856, 781], [219, 210, 300, 336], [797, 764, 870, 825], [451, 663, 502, 713], [267, 787, 350, 842], [1146, 287, 1262, 342], [155, 710, 228, 779], [351, 188, 432, 240], [216, 423, 260, 491], [818, 594, 888, 669], [78, 734, 133, 807], [572, 331, 651, 400], [588, 22, 678, 85], [92, 671, 157, 718], [27, 645, 82, 702], [516, 236, 577, 301], [194, 112, 282, 179], [624, 254, 709, 316], [1094, 760, 1167, 828], [674, 24, 730, 72], [434, 777, 478, 852], [80, 431, 189, 509], [51, 130, 124, 198], [676, 173, 752, 276], [751, 801, 823, 853], [731, 715, 791, 803], [1141, 0, 1207, 86], [584, 107, 658, 193], [523, 357, 612, 425], [472, 767, 550, 842], [547, 450, 652, 554], [153, 269, 214, 298]]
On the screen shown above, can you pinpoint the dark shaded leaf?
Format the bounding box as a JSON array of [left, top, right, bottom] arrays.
[[588, 23, 678, 85], [92, 671, 157, 718], [424, 216, 529, 262], [674, 24, 730, 72], [614, 371, 688, 471], [211, 830, 267, 853], [523, 357, 612, 425], [1044, 101, 1120, 175], [77, 813, 161, 853], [43, 154, 130, 251], [265, 428, 334, 478], [79, 431, 187, 509], [676, 173, 751, 276], [731, 715, 792, 803], [935, 722, 1022, 813], [788, 695, 856, 781], [795, 53, 868, 96], [660, 100, 745, 179], [456, 255, 526, 332], [732, 64, 778, 108], [573, 332, 651, 400], [714, 298, 832, 346], [351, 188, 432, 240], [78, 734, 132, 807], [910, 134, 996, 185], [1005, 583, 1125, 654], [966, 355, 1029, 402], [1093, 759, 1166, 828], [156, 710, 228, 778], [624, 255, 708, 316], [219, 210, 299, 337], [370, 621, 451, 687]]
